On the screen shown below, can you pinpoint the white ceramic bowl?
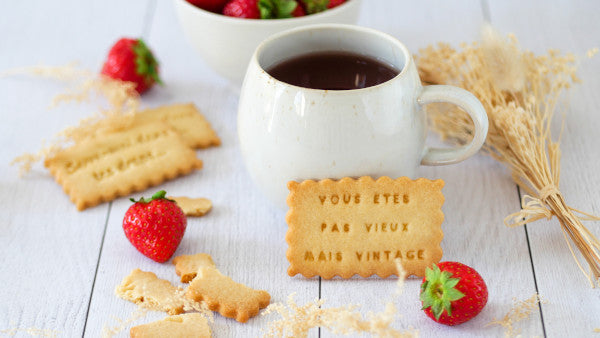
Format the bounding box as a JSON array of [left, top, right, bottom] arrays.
[[173, 0, 362, 84]]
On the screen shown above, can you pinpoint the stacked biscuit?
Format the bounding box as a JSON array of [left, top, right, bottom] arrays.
[[44, 103, 220, 210]]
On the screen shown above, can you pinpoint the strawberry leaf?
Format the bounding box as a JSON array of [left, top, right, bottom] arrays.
[[420, 264, 465, 320], [446, 288, 465, 301], [259, 0, 299, 18], [274, 0, 298, 18], [258, 0, 275, 18], [300, 0, 328, 14], [130, 190, 174, 203], [132, 38, 162, 85]]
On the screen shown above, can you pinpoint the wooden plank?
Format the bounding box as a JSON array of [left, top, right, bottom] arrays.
[[82, 1, 318, 336], [319, 1, 544, 337], [0, 0, 149, 336], [487, 0, 600, 336]]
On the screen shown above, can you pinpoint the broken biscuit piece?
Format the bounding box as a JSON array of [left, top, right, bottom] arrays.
[[169, 197, 212, 217], [130, 313, 211, 338], [172, 253, 216, 283], [186, 266, 270, 323], [116, 269, 184, 315]]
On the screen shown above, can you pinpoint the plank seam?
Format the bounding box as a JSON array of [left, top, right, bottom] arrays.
[[517, 186, 547, 338], [318, 277, 321, 338], [480, 0, 491, 22], [81, 201, 112, 338], [142, 0, 158, 39]]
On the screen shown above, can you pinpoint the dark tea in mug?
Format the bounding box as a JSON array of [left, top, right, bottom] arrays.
[[266, 51, 400, 90]]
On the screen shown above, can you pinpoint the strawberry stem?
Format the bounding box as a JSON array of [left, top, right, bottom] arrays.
[[130, 190, 173, 203], [420, 264, 465, 320]]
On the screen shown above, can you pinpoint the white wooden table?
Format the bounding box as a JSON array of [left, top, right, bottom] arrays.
[[1, 1, 599, 337]]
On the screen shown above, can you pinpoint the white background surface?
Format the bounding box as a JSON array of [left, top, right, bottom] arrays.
[[1, 0, 599, 337]]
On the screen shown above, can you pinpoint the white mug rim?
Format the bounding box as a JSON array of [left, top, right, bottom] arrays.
[[251, 23, 413, 93]]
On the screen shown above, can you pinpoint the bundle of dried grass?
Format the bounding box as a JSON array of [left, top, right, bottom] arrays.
[[416, 24, 600, 286]]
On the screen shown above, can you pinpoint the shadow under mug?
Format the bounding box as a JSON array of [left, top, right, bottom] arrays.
[[238, 24, 488, 209]]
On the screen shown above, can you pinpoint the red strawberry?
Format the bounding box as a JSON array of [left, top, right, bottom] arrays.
[[122, 190, 187, 263], [291, 2, 305, 16], [326, 0, 345, 8], [223, 0, 260, 18], [101, 38, 161, 94], [420, 262, 488, 326], [186, 0, 229, 12], [224, 0, 301, 19]]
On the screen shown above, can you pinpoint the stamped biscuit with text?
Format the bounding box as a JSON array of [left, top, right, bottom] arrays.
[[286, 176, 444, 279], [136, 103, 221, 149], [44, 122, 203, 210]]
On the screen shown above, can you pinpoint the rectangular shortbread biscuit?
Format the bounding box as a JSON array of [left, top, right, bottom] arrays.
[[44, 122, 203, 210], [136, 103, 221, 148], [286, 176, 444, 279]]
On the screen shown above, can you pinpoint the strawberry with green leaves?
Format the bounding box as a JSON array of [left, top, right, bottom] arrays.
[[224, 0, 304, 19], [122, 190, 187, 263], [101, 38, 161, 94], [420, 262, 488, 326]]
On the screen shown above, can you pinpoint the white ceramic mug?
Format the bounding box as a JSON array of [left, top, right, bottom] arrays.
[[238, 24, 488, 209]]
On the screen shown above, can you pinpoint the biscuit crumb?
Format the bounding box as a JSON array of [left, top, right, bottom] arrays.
[[101, 307, 149, 338], [487, 294, 542, 337], [0, 327, 59, 337], [176, 289, 214, 322], [263, 260, 416, 337]]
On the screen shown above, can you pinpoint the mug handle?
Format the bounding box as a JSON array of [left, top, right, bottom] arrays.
[[418, 85, 489, 165]]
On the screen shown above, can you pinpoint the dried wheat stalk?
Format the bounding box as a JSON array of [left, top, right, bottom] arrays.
[[416, 24, 600, 287], [4, 64, 140, 176], [263, 260, 416, 337]]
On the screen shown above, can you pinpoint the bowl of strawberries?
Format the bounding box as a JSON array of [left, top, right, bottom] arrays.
[[174, 0, 361, 84]]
